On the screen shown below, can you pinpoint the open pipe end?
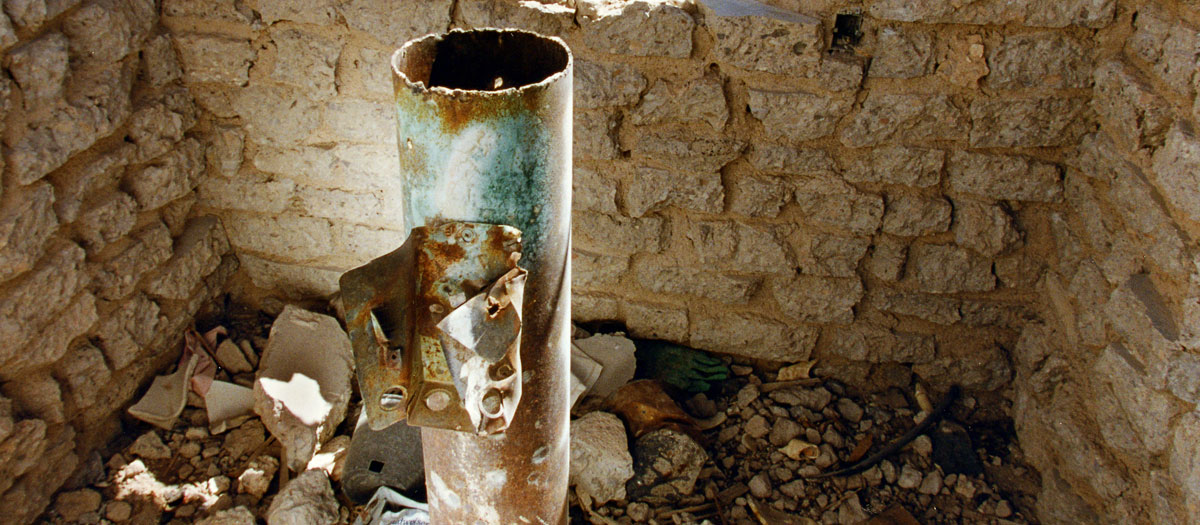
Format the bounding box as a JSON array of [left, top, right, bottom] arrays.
[[393, 29, 570, 93]]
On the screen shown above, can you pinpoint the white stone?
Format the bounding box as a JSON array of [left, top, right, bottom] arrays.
[[338, 0, 450, 49], [952, 200, 1020, 257], [772, 276, 863, 324], [702, 3, 821, 76], [908, 244, 995, 293], [1151, 122, 1200, 224], [0, 182, 57, 282], [236, 455, 278, 500], [77, 190, 137, 252], [570, 411, 634, 505], [947, 151, 1062, 202], [269, 27, 341, 99], [146, 216, 230, 301], [232, 85, 320, 145], [630, 76, 727, 130], [882, 194, 952, 237], [62, 0, 132, 63], [622, 166, 723, 217]]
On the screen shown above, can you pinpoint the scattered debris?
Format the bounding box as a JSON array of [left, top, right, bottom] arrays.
[[47, 313, 1039, 525], [354, 486, 429, 525], [254, 305, 355, 472], [570, 411, 635, 505], [570, 343, 604, 408], [236, 455, 279, 500]]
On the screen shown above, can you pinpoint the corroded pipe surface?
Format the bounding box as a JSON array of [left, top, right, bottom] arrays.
[[392, 29, 572, 524]]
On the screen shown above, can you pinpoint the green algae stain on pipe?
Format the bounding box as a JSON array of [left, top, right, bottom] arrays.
[[389, 28, 573, 525], [392, 29, 570, 266]]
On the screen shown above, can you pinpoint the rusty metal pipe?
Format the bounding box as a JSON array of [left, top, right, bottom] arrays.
[[391, 29, 572, 524]]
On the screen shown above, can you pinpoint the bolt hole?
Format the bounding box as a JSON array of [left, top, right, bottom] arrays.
[[368, 460, 385, 473], [489, 361, 515, 381], [380, 386, 407, 411], [481, 389, 504, 418]]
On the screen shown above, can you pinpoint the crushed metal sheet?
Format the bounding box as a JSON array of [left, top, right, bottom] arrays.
[[436, 266, 527, 435]]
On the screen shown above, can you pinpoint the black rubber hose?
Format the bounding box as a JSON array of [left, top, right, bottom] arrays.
[[806, 384, 962, 479]]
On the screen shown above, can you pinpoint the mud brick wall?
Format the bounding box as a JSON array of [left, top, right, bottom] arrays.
[[0, 0, 236, 522], [1010, 0, 1200, 522], [0, 0, 1194, 522], [169, 0, 1072, 398]]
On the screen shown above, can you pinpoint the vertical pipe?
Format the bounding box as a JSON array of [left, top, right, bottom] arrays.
[[391, 29, 572, 524]]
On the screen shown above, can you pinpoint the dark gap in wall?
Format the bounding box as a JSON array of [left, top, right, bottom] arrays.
[[832, 13, 862, 51]]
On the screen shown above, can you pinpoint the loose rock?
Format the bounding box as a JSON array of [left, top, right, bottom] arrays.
[[626, 428, 708, 503], [570, 411, 635, 505], [266, 470, 339, 525], [237, 455, 279, 500], [54, 489, 101, 522], [130, 431, 171, 460]]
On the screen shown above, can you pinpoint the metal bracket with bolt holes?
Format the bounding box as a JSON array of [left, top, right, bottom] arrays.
[[340, 221, 525, 435]]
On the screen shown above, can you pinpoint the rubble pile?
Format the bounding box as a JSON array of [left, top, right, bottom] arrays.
[[38, 305, 1040, 525], [568, 364, 1040, 524]]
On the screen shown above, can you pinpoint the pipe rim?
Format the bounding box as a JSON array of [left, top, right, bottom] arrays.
[[391, 28, 572, 96]]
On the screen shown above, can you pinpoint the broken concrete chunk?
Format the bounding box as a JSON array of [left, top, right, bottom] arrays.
[[573, 334, 636, 399], [216, 339, 253, 373], [625, 428, 708, 503], [254, 305, 354, 472], [570, 411, 634, 505], [267, 469, 340, 525]]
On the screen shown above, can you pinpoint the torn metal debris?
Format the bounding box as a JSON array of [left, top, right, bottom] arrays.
[[341, 223, 526, 436]]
